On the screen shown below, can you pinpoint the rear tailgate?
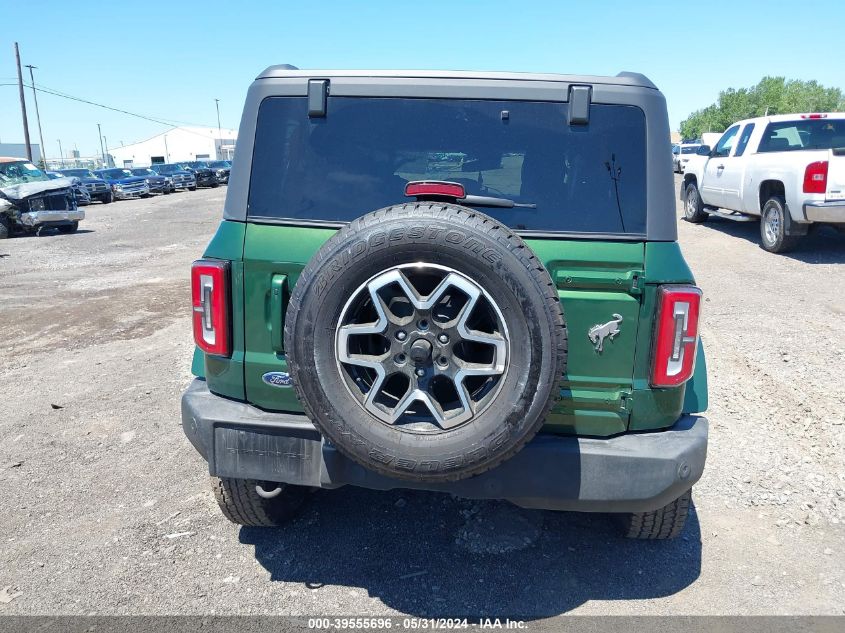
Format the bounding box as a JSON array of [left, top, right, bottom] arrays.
[[827, 148, 845, 201]]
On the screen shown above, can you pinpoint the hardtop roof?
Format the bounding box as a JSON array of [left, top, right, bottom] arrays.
[[256, 66, 657, 89]]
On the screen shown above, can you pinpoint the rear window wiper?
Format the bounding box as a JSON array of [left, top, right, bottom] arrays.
[[460, 195, 537, 209]]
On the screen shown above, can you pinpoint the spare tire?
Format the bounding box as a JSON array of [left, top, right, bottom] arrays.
[[284, 203, 567, 482]]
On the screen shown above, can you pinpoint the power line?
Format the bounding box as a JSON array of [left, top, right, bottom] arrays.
[[0, 81, 220, 132]]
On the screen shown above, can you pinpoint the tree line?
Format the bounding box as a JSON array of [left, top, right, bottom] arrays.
[[679, 77, 845, 140]]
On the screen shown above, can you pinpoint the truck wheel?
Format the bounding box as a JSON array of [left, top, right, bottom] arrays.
[[212, 477, 309, 527], [58, 221, 79, 234], [683, 183, 708, 223], [188, 186, 197, 191], [100, 192, 113, 204], [620, 489, 691, 539], [0, 216, 10, 239], [760, 196, 800, 253], [285, 203, 568, 483]]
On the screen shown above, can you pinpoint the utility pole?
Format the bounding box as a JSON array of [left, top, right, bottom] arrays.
[[103, 136, 110, 167], [163, 134, 169, 163], [14, 42, 33, 161], [57, 140, 64, 168], [215, 98, 222, 159], [25, 64, 46, 168], [97, 123, 105, 166]]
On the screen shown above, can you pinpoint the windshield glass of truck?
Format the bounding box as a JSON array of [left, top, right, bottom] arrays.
[[62, 169, 96, 178], [0, 161, 50, 186], [758, 119, 845, 152], [248, 97, 647, 234]]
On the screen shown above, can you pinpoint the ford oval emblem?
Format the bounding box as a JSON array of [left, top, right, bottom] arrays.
[[262, 372, 293, 388]]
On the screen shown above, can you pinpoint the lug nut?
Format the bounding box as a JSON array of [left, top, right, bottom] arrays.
[[396, 331, 407, 341], [438, 333, 449, 344]]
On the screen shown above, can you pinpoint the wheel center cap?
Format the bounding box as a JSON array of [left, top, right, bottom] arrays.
[[409, 338, 432, 364]]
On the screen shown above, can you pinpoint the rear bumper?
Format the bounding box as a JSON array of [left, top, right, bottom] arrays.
[[804, 201, 845, 223], [181, 379, 708, 513]]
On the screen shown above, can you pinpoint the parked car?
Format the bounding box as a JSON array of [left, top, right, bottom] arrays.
[[149, 164, 197, 191], [57, 168, 113, 203], [682, 113, 845, 252], [205, 160, 232, 184], [177, 161, 219, 188], [182, 67, 708, 540], [0, 158, 84, 237], [46, 171, 91, 205], [672, 143, 702, 173], [93, 168, 150, 199], [130, 167, 171, 194]]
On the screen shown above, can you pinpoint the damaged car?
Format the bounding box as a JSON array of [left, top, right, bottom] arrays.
[[0, 158, 85, 238]]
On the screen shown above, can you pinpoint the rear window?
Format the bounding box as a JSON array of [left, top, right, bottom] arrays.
[[248, 97, 647, 234], [758, 119, 845, 153]]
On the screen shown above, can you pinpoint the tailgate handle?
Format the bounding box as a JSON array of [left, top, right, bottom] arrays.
[[270, 274, 288, 352]]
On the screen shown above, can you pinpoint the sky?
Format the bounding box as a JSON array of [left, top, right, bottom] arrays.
[[2, 0, 843, 159]]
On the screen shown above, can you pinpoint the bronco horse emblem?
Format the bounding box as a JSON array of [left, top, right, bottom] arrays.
[[588, 314, 623, 353]]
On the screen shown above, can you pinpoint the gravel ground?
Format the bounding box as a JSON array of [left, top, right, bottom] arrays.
[[0, 179, 843, 618]]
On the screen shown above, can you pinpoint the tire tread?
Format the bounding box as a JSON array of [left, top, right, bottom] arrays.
[[211, 477, 307, 527], [623, 490, 692, 540]]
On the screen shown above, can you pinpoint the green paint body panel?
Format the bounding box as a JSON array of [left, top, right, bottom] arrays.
[[241, 224, 335, 411], [527, 240, 644, 436], [196, 221, 707, 436]]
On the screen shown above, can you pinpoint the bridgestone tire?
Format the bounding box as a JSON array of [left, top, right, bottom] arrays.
[[285, 203, 568, 482], [212, 477, 309, 527], [621, 489, 692, 540]]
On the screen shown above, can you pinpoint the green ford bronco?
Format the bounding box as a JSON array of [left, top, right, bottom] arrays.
[[182, 67, 708, 539]]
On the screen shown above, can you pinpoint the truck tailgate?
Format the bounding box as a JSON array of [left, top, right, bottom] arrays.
[[827, 148, 845, 201]]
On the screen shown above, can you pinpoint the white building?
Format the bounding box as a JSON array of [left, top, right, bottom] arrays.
[[109, 126, 237, 168]]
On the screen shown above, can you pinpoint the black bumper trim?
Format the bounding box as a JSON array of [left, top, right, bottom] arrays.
[[181, 379, 708, 513]]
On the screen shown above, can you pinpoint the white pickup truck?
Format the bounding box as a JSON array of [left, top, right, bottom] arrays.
[[681, 113, 845, 252]]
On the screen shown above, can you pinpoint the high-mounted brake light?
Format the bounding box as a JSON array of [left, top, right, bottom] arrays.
[[404, 181, 466, 199], [191, 260, 230, 357], [800, 113, 827, 119], [651, 285, 702, 388], [803, 161, 828, 194]]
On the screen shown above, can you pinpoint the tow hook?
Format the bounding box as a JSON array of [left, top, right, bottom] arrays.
[[255, 483, 283, 499]]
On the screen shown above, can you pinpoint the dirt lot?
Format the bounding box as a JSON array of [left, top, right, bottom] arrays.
[[1, 180, 843, 618]]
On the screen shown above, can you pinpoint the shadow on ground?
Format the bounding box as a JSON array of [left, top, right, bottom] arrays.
[[240, 487, 702, 618], [690, 216, 845, 264], [12, 228, 95, 238]]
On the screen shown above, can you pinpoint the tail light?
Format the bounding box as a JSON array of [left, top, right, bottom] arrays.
[[191, 260, 230, 357], [651, 285, 702, 388], [803, 161, 828, 194]]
